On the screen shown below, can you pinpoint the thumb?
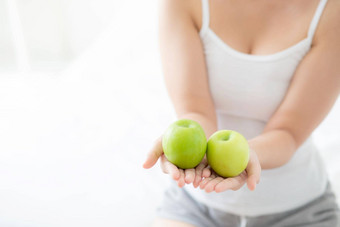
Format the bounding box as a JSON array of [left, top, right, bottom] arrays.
[[246, 150, 261, 191], [247, 175, 257, 191], [143, 137, 163, 169]]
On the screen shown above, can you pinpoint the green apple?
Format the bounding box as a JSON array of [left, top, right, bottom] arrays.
[[162, 119, 207, 169], [207, 130, 249, 177]]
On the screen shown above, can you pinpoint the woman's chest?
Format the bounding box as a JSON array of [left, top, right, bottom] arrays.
[[202, 38, 310, 121], [208, 0, 318, 55]]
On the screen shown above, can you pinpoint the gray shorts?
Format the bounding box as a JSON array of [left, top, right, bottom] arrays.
[[156, 182, 340, 227]]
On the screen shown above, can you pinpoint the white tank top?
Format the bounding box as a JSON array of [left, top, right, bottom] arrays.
[[185, 0, 329, 216]]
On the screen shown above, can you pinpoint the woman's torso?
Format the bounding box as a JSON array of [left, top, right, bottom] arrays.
[[184, 0, 329, 216], [191, 0, 321, 56]]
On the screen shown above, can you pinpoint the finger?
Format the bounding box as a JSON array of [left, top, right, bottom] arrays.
[[177, 169, 186, 188], [143, 137, 163, 169], [185, 169, 195, 184], [246, 150, 261, 191], [232, 172, 247, 191], [193, 162, 206, 188], [214, 174, 246, 193], [199, 174, 217, 189], [247, 175, 257, 191], [201, 157, 208, 165], [160, 155, 180, 180], [202, 167, 211, 178], [204, 177, 224, 193]]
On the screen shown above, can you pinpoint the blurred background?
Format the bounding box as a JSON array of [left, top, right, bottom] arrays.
[[0, 0, 339, 226]]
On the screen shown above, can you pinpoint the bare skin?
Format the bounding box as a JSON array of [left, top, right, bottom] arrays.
[[144, 0, 340, 226]]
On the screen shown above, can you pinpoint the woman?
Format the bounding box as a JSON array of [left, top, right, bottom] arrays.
[[143, 0, 340, 226]]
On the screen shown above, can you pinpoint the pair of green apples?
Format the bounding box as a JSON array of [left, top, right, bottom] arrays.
[[162, 119, 249, 178]]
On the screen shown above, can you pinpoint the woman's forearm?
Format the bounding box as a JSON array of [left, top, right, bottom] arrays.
[[178, 112, 217, 139], [248, 129, 298, 169], [178, 113, 298, 170]]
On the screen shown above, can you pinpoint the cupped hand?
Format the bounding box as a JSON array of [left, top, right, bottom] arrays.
[[143, 136, 210, 188], [199, 149, 261, 193]]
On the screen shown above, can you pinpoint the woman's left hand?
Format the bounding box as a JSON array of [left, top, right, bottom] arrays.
[[199, 149, 261, 193]]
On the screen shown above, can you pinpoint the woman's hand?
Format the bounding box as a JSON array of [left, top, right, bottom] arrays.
[[143, 136, 211, 188], [199, 149, 261, 193], [180, 156, 211, 188]]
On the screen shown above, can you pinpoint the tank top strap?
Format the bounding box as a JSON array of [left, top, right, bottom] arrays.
[[200, 0, 210, 36], [307, 0, 328, 40]]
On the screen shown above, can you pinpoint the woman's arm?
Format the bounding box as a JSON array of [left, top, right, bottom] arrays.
[[158, 0, 217, 135], [143, 0, 217, 187], [159, 0, 218, 186], [249, 6, 340, 169], [144, 0, 261, 191]]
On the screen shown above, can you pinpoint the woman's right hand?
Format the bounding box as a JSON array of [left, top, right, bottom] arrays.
[[143, 136, 210, 188]]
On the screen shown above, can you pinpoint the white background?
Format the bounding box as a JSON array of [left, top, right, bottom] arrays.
[[0, 0, 339, 226]]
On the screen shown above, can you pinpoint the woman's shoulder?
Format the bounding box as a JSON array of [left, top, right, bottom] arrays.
[[313, 0, 340, 45], [159, 0, 203, 32]]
